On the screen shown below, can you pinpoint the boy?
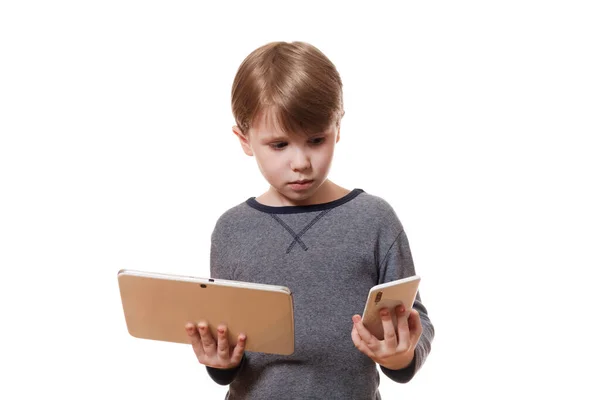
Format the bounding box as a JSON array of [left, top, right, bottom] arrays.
[[185, 41, 434, 399]]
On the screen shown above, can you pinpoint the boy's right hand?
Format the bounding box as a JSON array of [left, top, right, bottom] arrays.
[[185, 321, 246, 369]]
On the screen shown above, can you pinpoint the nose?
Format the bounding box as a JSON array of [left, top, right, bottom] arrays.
[[290, 148, 311, 172]]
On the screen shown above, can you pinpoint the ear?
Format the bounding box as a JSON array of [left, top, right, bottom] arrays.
[[335, 126, 341, 143], [233, 126, 254, 156]]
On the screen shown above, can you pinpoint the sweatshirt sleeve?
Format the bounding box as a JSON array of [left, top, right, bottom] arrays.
[[206, 354, 247, 386], [377, 229, 435, 383]]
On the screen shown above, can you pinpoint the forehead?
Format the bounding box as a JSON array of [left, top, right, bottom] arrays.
[[249, 110, 284, 137], [249, 109, 335, 140]]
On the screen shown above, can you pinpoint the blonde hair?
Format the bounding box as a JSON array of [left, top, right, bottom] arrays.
[[231, 41, 344, 136]]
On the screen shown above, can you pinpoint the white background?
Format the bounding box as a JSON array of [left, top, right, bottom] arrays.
[[1, 1, 599, 399]]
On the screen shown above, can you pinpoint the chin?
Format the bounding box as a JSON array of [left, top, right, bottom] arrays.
[[289, 190, 322, 204], [270, 188, 307, 203]]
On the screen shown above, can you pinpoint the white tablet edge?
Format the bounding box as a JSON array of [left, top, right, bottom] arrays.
[[117, 269, 291, 295]]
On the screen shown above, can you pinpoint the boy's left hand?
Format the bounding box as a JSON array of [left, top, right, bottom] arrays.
[[351, 305, 422, 370]]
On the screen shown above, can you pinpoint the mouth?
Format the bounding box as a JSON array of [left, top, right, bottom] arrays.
[[288, 179, 314, 190]]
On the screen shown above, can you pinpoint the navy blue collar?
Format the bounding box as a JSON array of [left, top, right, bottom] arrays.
[[246, 189, 364, 214]]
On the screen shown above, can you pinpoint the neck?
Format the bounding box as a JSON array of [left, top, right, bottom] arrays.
[[259, 180, 350, 207]]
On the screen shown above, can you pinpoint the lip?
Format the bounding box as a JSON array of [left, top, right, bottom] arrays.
[[288, 180, 314, 190]]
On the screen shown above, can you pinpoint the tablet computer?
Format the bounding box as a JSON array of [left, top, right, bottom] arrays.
[[117, 269, 295, 355], [361, 275, 420, 340]]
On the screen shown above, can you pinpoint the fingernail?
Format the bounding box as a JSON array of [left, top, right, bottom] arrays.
[[352, 315, 360, 323], [381, 309, 389, 316]]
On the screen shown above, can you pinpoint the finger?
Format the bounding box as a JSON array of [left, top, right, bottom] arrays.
[[230, 333, 246, 366], [186, 322, 205, 359], [186, 321, 197, 337], [216, 325, 230, 361], [407, 309, 423, 344], [395, 305, 410, 351], [379, 308, 398, 349], [352, 315, 378, 351], [197, 322, 216, 354], [351, 325, 376, 358]]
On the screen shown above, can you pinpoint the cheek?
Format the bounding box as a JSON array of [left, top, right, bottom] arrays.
[[255, 151, 281, 177], [314, 147, 335, 170]]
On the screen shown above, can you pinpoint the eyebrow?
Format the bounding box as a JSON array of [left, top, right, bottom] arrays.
[[260, 131, 329, 142], [263, 135, 289, 142]]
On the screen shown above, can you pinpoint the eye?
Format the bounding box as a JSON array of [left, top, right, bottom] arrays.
[[309, 137, 325, 145], [269, 142, 288, 150]]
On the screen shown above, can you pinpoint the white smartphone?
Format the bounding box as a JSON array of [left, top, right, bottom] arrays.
[[361, 275, 421, 340]]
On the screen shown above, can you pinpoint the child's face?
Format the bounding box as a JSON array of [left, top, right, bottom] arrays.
[[234, 113, 340, 206]]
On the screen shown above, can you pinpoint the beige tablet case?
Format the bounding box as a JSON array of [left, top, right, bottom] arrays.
[[361, 275, 420, 340], [118, 269, 295, 355]]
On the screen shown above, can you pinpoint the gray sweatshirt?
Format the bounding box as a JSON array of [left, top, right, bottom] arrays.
[[206, 189, 434, 399]]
